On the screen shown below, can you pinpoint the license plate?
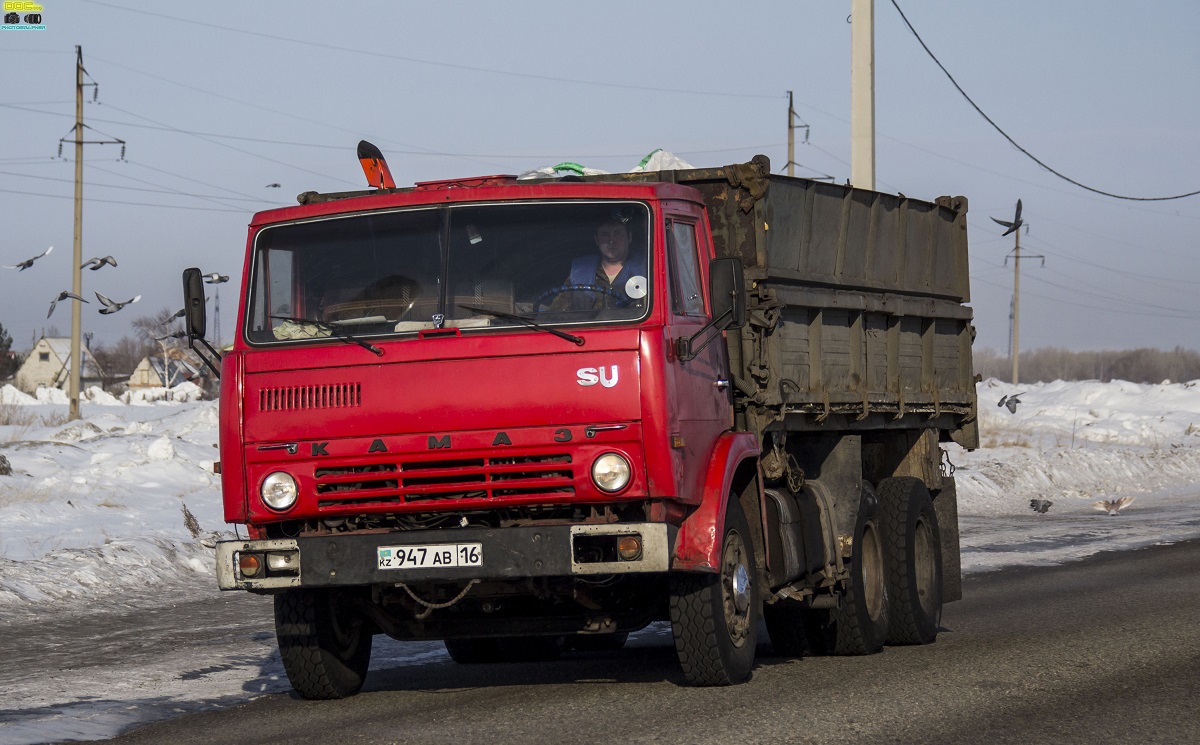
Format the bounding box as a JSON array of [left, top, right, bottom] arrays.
[[377, 543, 483, 570]]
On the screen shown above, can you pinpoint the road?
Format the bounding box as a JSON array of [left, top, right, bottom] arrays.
[[7, 540, 1200, 745]]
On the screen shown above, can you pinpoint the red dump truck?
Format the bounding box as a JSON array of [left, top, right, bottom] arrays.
[[187, 148, 977, 699]]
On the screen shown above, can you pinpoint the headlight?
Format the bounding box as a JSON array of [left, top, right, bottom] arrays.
[[261, 471, 298, 511], [591, 453, 631, 493]]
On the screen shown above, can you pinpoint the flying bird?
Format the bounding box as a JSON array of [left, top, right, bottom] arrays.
[[997, 393, 1024, 413], [155, 331, 188, 341], [1029, 498, 1053, 514], [202, 272, 229, 284], [163, 308, 186, 323], [266, 183, 281, 188], [94, 291, 141, 315], [3, 245, 53, 271], [1092, 496, 1136, 516], [81, 255, 118, 271], [47, 290, 89, 318], [991, 199, 1024, 236]]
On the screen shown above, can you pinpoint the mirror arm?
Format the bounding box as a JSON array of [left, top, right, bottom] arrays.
[[188, 334, 222, 377], [675, 305, 733, 362]]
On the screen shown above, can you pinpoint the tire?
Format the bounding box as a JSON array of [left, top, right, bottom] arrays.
[[879, 476, 943, 645], [804, 486, 889, 655], [274, 588, 372, 700], [669, 496, 760, 685], [444, 635, 566, 664]]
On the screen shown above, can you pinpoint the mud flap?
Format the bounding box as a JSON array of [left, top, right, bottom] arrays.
[[933, 478, 962, 602]]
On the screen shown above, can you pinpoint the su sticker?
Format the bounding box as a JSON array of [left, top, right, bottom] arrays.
[[576, 366, 619, 388]]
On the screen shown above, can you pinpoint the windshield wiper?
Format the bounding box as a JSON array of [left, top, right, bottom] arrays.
[[457, 304, 584, 346], [271, 315, 384, 356]]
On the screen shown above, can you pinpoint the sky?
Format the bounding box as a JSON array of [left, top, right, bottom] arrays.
[[1, 0, 1198, 354], [3, 377, 1200, 741]]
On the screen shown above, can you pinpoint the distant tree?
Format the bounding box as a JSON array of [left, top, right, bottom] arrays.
[[92, 335, 153, 385], [0, 322, 19, 380], [973, 346, 1200, 384]]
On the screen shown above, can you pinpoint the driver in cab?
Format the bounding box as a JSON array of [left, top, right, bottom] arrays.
[[549, 212, 647, 311]]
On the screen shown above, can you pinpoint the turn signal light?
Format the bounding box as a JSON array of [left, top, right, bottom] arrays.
[[238, 553, 262, 578], [617, 535, 642, 561]]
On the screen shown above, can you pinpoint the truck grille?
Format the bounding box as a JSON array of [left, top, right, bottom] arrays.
[[259, 383, 361, 412], [314, 453, 574, 509]]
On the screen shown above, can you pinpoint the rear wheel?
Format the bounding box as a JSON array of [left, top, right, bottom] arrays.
[[879, 476, 943, 645], [805, 486, 889, 655], [444, 635, 566, 664], [274, 588, 372, 700], [669, 497, 760, 685]]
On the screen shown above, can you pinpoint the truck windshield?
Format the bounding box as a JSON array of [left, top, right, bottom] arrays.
[[245, 201, 651, 344]]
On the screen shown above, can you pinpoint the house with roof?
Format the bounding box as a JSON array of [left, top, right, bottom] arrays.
[[14, 337, 105, 394], [126, 355, 202, 390]]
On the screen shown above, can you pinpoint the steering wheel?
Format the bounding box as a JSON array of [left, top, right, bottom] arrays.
[[533, 284, 628, 313]]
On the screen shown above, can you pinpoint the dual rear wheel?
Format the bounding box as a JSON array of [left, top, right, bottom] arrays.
[[766, 477, 943, 658]]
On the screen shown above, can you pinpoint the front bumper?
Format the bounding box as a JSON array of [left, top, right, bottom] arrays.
[[215, 522, 675, 591]]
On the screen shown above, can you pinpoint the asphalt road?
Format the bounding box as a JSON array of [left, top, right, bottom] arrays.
[[76, 540, 1200, 744]]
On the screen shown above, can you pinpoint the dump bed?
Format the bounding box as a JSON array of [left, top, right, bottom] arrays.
[[589, 155, 978, 448]]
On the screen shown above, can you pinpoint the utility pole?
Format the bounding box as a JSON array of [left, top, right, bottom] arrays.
[[68, 45, 84, 421], [993, 199, 1043, 385], [785, 91, 810, 178], [850, 0, 876, 190], [1011, 228, 1021, 385], [788, 91, 794, 177], [61, 46, 124, 420]]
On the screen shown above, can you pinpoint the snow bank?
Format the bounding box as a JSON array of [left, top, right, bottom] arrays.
[[1, 379, 1199, 610], [0, 400, 227, 608]]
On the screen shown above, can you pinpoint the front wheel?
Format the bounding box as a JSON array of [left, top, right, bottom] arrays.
[[274, 588, 373, 700], [669, 497, 760, 685]]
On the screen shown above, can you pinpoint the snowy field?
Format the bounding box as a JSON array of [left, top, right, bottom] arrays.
[[2, 378, 1199, 743]]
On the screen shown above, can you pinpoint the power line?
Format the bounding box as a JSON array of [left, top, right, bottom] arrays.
[[889, 0, 1200, 201], [972, 274, 1197, 320], [81, 0, 782, 102], [97, 102, 362, 188], [0, 167, 268, 203], [105, 160, 276, 204], [0, 186, 244, 212]]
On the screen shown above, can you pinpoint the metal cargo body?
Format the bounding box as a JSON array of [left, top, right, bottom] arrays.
[[584, 155, 978, 448]]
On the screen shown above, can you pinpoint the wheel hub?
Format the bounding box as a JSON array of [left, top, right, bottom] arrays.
[[732, 564, 751, 614]]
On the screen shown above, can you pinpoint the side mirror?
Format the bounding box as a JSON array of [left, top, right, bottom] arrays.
[[709, 257, 746, 331], [182, 267, 221, 377], [675, 257, 747, 362], [183, 267, 207, 339]]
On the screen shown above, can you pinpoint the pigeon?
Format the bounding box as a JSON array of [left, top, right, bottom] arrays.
[[202, 272, 229, 284], [1092, 496, 1136, 516], [997, 393, 1024, 413], [1029, 498, 1053, 514], [991, 199, 1024, 236], [266, 183, 281, 188], [81, 255, 118, 271], [163, 308, 186, 323], [3, 245, 53, 270], [155, 331, 188, 341], [94, 291, 141, 314], [47, 290, 89, 318]]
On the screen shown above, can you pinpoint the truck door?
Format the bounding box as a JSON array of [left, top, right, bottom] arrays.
[[663, 210, 733, 503]]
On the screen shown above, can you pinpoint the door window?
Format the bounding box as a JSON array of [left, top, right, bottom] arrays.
[[666, 220, 705, 317]]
